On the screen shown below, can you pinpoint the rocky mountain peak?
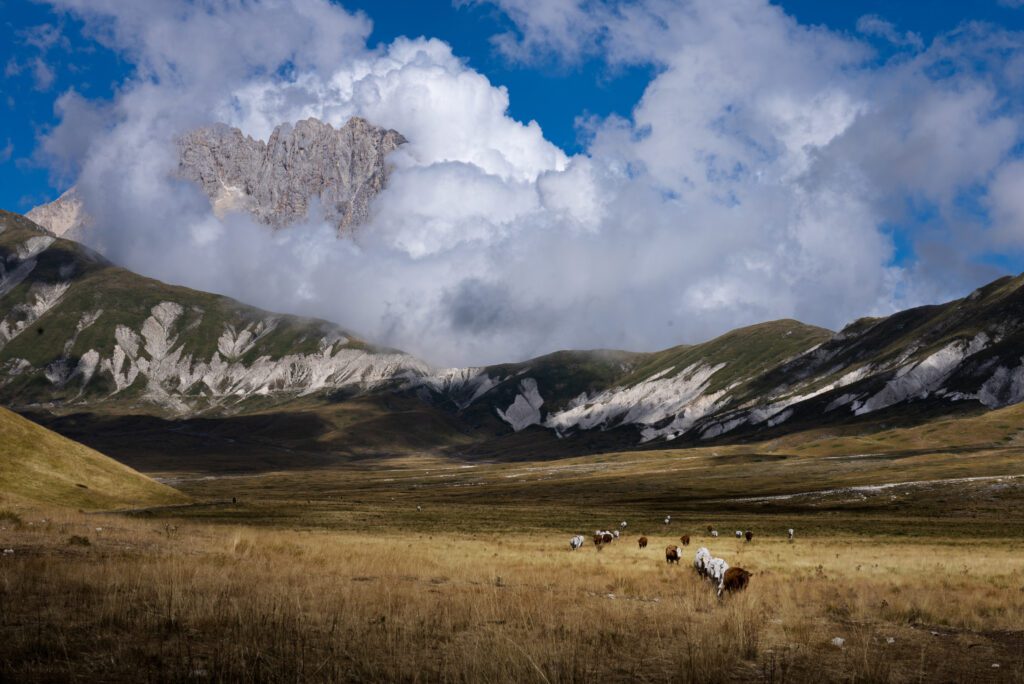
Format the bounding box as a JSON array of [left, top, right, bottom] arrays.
[[27, 116, 407, 237], [177, 116, 407, 232]]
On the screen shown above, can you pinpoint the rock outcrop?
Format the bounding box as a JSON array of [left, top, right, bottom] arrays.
[[27, 117, 406, 236], [25, 187, 89, 238], [177, 117, 406, 233]]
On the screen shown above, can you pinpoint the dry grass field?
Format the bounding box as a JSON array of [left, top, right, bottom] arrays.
[[1, 503, 1022, 682], [3, 404, 1024, 682]]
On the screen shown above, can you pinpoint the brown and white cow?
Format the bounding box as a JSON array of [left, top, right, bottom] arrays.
[[638, 536, 648, 549]]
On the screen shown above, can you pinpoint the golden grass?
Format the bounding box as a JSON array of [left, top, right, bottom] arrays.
[[4, 405, 1024, 681], [1, 505, 1022, 682], [0, 406, 187, 509]]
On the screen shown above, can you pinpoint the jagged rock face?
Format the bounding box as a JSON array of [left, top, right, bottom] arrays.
[[26, 117, 406, 236], [177, 117, 406, 233]]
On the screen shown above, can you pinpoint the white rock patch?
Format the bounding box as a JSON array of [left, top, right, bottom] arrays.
[[855, 334, 988, 415], [545, 363, 726, 437], [497, 378, 545, 431]]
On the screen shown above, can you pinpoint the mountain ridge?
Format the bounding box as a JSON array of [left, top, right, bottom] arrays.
[[4, 208, 1024, 462]]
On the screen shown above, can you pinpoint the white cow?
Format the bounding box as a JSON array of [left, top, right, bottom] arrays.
[[735, 530, 743, 539], [711, 530, 719, 537], [612, 530, 620, 539], [693, 547, 712, 576], [569, 535, 585, 551], [706, 557, 731, 596], [787, 528, 795, 542], [620, 521, 628, 529], [693, 546, 731, 596], [664, 515, 672, 525]]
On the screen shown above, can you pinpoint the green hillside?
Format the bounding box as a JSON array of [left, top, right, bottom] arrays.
[[0, 209, 384, 413]]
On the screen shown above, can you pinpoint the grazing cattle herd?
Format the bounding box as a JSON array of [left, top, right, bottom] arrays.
[[567, 518, 795, 598]]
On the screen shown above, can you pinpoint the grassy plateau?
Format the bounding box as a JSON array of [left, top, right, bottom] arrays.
[[2, 402, 1024, 682]]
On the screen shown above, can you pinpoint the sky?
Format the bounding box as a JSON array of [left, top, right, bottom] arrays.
[[2, 0, 1024, 366]]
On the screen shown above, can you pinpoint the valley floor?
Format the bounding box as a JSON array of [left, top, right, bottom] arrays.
[[3, 407, 1024, 682]]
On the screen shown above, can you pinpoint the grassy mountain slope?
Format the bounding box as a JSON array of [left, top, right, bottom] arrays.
[[6, 206, 1024, 466], [693, 273, 1024, 442], [0, 405, 187, 508], [619, 319, 832, 392], [0, 210, 424, 415]]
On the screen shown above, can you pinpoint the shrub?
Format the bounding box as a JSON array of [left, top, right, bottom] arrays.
[[0, 509, 23, 526]]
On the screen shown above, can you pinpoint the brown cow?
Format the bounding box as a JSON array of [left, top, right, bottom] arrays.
[[665, 545, 682, 564], [706, 524, 713, 533], [602, 532, 614, 544], [722, 567, 751, 594], [744, 530, 753, 542], [593, 534, 604, 550], [680, 534, 690, 546], [638, 536, 648, 549]]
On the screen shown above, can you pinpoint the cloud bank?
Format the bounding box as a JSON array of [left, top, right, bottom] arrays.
[[35, 0, 1024, 366]]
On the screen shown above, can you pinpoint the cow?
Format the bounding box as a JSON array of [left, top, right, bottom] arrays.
[[721, 567, 751, 594], [601, 531, 614, 544], [570, 535, 585, 551], [593, 534, 605, 550], [744, 530, 753, 543], [706, 557, 731, 596], [735, 530, 743, 539], [680, 534, 690, 546], [666, 546, 682, 564], [693, 547, 712, 577], [711, 530, 719, 537], [620, 521, 628, 529], [787, 528, 795, 542], [693, 547, 731, 595], [706, 524, 713, 533], [612, 530, 620, 539], [638, 536, 648, 549]]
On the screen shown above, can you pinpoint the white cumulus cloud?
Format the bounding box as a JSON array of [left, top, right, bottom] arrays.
[[31, 0, 1024, 367]]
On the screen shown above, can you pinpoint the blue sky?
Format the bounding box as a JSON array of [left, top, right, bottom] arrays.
[[3, 0, 1024, 364], [4, 0, 1022, 210]]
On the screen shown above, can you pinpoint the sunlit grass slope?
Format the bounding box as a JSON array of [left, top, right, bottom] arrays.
[[0, 405, 187, 509]]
